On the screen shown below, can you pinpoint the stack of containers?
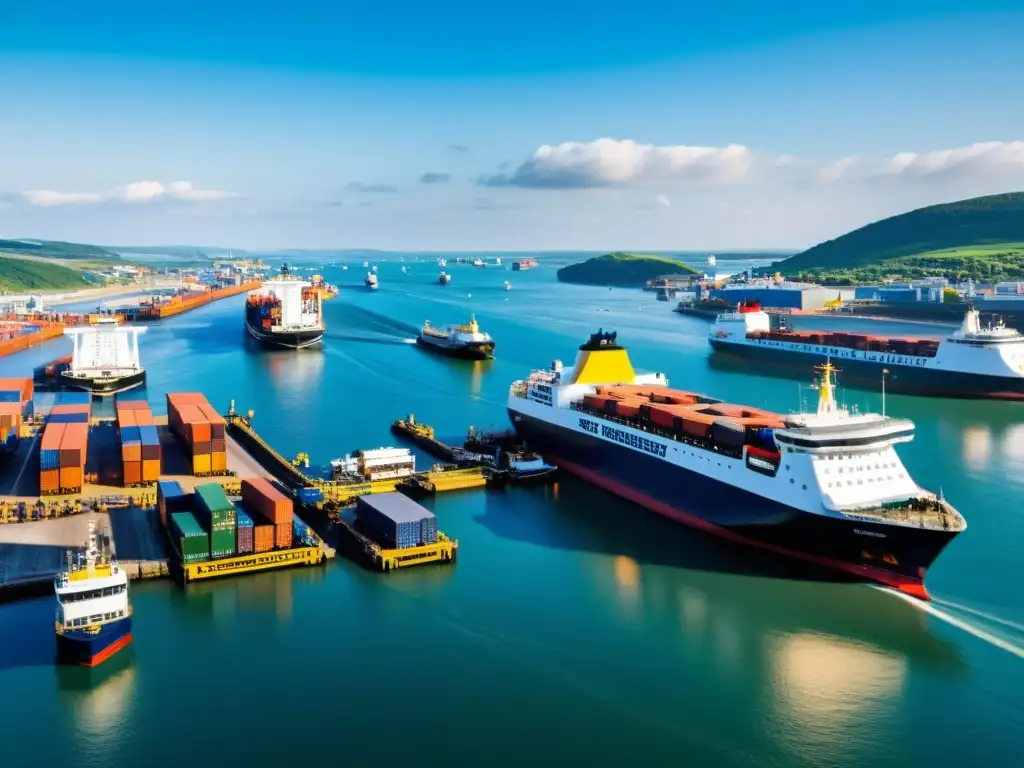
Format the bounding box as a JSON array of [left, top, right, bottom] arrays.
[[157, 480, 191, 528], [39, 423, 65, 494], [252, 517, 275, 553], [168, 511, 210, 563], [58, 422, 88, 493], [48, 404, 90, 423], [116, 401, 161, 485], [0, 377, 33, 419], [241, 477, 293, 549], [194, 483, 238, 559], [0, 403, 21, 455], [355, 493, 436, 549], [166, 393, 226, 475], [234, 503, 254, 554]]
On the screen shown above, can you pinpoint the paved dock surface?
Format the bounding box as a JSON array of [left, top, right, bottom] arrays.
[[108, 507, 168, 562], [0, 513, 109, 593]]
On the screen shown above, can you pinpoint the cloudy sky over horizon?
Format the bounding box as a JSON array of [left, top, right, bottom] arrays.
[[2, 1, 1023, 251]]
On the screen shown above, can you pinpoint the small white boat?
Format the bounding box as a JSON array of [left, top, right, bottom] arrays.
[[504, 281, 511, 291]]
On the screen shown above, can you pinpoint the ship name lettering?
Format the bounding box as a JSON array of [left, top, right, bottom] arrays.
[[853, 529, 887, 538], [600, 425, 667, 457], [578, 418, 599, 434]]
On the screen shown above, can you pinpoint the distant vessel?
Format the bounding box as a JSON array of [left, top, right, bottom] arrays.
[[366, 273, 379, 290], [512, 259, 537, 272], [342, 265, 349, 271], [362, 261, 369, 268], [710, 303, 1024, 400], [332, 447, 416, 483], [508, 331, 966, 599], [707, 254, 717, 267], [417, 316, 495, 360], [437, 258, 448, 267], [401, 265, 407, 273], [54, 520, 132, 667], [244, 263, 325, 349], [439, 271, 452, 285], [473, 258, 485, 267], [495, 257, 502, 266], [504, 281, 511, 291], [62, 318, 146, 396], [372, 265, 378, 273]]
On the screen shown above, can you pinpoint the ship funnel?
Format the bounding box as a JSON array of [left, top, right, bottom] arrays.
[[570, 330, 635, 385]]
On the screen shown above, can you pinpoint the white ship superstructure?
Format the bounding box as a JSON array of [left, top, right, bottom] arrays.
[[332, 447, 416, 482], [62, 318, 146, 395]]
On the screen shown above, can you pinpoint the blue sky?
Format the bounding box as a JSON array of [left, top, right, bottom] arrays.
[[1, 1, 1023, 251]]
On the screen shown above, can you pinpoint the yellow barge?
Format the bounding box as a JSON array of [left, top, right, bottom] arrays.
[[335, 519, 458, 572], [180, 545, 327, 582]]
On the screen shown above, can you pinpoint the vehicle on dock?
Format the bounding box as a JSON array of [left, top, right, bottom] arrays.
[[244, 263, 325, 349], [416, 316, 495, 360], [54, 520, 133, 667], [61, 318, 147, 396]]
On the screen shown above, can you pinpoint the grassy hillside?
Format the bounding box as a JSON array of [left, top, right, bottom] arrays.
[[0, 256, 93, 293], [773, 192, 1024, 282], [557, 252, 699, 287], [0, 239, 121, 261]]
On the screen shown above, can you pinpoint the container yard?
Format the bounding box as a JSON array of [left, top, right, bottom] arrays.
[[132, 280, 260, 321], [0, 319, 65, 359], [167, 393, 229, 475]]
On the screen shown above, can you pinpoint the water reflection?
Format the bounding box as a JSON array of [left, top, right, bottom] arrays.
[[55, 653, 137, 737], [1001, 423, 1024, 465], [266, 348, 325, 388], [961, 427, 992, 471]]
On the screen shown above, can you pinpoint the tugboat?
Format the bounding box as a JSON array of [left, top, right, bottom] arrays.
[[439, 271, 452, 285], [417, 315, 495, 360], [61, 318, 147, 396], [244, 263, 324, 349], [54, 520, 133, 666], [366, 273, 379, 290], [500, 449, 558, 485]]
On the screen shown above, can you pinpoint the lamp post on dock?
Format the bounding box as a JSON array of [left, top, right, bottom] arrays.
[[882, 368, 889, 417]]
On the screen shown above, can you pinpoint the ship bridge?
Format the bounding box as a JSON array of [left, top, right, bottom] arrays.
[[64, 319, 145, 376]]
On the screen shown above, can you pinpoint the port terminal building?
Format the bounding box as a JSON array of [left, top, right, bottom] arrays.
[[712, 281, 854, 311]]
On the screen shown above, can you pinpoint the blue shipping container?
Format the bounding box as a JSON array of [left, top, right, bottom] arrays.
[[120, 426, 142, 443], [297, 487, 323, 504], [139, 425, 159, 445], [21, 400, 34, 419], [234, 503, 254, 528], [54, 392, 92, 406], [48, 412, 89, 424], [0, 390, 20, 403], [356, 493, 435, 549], [40, 448, 61, 471]]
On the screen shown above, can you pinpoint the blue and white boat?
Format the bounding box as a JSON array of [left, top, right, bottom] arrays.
[[54, 520, 133, 667]]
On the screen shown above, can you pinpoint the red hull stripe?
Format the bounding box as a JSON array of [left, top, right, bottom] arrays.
[[82, 633, 132, 667], [549, 455, 931, 601]]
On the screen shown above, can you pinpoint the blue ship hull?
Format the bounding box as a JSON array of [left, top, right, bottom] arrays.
[[510, 409, 958, 599], [56, 616, 133, 667]]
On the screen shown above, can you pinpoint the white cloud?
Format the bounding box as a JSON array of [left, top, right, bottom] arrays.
[[479, 138, 757, 188], [657, 194, 671, 207], [22, 180, 235, 206], [815, 156, 860, 184], [873, 141, 1024, 181]]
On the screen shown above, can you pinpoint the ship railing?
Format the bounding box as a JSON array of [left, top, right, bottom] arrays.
[[836, 499, 965, 530]]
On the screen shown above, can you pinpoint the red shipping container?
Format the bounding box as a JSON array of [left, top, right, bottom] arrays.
[[123, 461, 142, 485], [198, 404, 226, 439], [51, 404, 91, 415], [253, 525, 275, 553], [59, 423, 88, 467], [192, 440, 212, 456], [241, 477, 293, 524], [211, 438, 226, 453], [275, 521, 291, 549]]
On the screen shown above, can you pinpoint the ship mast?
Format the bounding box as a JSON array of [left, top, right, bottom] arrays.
[[816, 360, 840, 416]]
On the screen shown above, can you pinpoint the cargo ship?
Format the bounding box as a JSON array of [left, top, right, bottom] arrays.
[[439, 271, 452, 285], [244, 263, 324, 349], [512, 259, 537, 272], [709, 302, 1024, 400], [417, 316, 495, 360], [61, 318, 147, 396], [54, 520, 132, 667], [366, 273, 379, 290], [507, 330, 966, 599]]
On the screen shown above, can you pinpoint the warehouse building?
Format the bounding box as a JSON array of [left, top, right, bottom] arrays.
[[713, 281, 853, 311]]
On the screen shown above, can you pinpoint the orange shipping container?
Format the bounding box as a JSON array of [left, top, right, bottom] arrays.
[[134, 410, 155, 427], [118, 409, 137, 428], [59, 423, 89, 467], [253, 525, 275, 553], [123, 461, 142, 486], [0, 402, 22, 431], [40, 468, 60, 493], [142, 459, 160, 482], [241, 477, 293, 524], [59, 465, 83, 490], [41, 422, 67, 451], [211, 451, 227, 473], [198, 404, 225, 438], [0, 377, 33, 401], [115, 400, 150, 411], [122, 442, 142, 462], [177, 405, 211, 443], [192, 453, 211, 475], [275, 521, 291, 549]]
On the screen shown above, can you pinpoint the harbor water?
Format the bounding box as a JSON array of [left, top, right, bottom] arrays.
[[1, 255, 1022, 767]]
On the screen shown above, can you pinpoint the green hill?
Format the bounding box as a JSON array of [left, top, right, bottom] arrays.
[[557, 252, 699, 287], [772, 193, 1024, 283], [0, 239, 122, 261], [0, 256, 93, 293]]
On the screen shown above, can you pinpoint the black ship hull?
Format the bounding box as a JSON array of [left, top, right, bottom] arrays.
[[710, 339, 1024, 400], [510, 409, 959, 599], [245, 317, 323, 349], [416, 336, 495, 360], [59, 369, 146, 397]]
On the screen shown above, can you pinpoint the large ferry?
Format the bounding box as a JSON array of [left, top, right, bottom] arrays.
[[710, 302, 1024, 400], [244, 263, 324, 349], [417, 316, 495, 360], [54, 520, 133, 666], [507, 330, 966, 599], [61, 318, 146, 396]]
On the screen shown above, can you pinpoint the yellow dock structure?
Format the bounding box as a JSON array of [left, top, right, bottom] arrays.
[[181, 546, 327, 582]]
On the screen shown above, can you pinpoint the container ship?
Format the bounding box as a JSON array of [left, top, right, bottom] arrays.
[[439, 271, 452, 285], [54, 520, 132, 667], [61, 318, 147, 396], [365, 273, 379, 290], [709, 302, 1024, 400], [417, 316, 495, 360], [507, 330, 966, 599], [512, 259, 537, 272], [244, 263, 324, 349]]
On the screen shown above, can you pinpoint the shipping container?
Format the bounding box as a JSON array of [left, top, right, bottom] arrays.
[[122, 442, 142, 462], [241, 477, 293, 524], [211, 438, 226, 453], [47, 411, 89, 424], [169, 511, 210, 563], [253, 523, 275, 553], [117, 408, 137, 428], [292, 516, 316, 548], [274, 521, 291, 549], [59, 422, 88, 467], [54, 391, 92, 407], [0, 377, 32, 402], [198, 404, 226, 439], [211, 452, 227, 473], [115, 399, 150, 411], [141, 459, 160, 482], [194, 482, 237, 526], [157, 480, 191, 527], [40, 468, 60, 494], [134, 410, 155, 427], [40, 423, 66, 470], [59, 465, 83, 491], [210, 527, 236, 559], [192, 440, 212, 455], [120, 425, 142, 444], [355, 493, 435, 550], [235, 506, 255, 554], [191, 454, 211, 474], [123, 461, 142, 485]]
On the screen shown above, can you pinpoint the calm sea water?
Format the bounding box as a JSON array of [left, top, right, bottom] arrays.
[[1, 255, 1022, 768]]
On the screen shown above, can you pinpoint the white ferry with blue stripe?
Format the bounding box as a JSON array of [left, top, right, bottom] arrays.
[[709, 303, 1024, 400], [54, 520, 133, 666], [507, 330, 966, 600]]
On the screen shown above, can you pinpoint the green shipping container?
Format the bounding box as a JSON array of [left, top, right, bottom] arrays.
[[210, 526, 236, 559], [194, 483, 237, 529], [169, 511, 210, 564]]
